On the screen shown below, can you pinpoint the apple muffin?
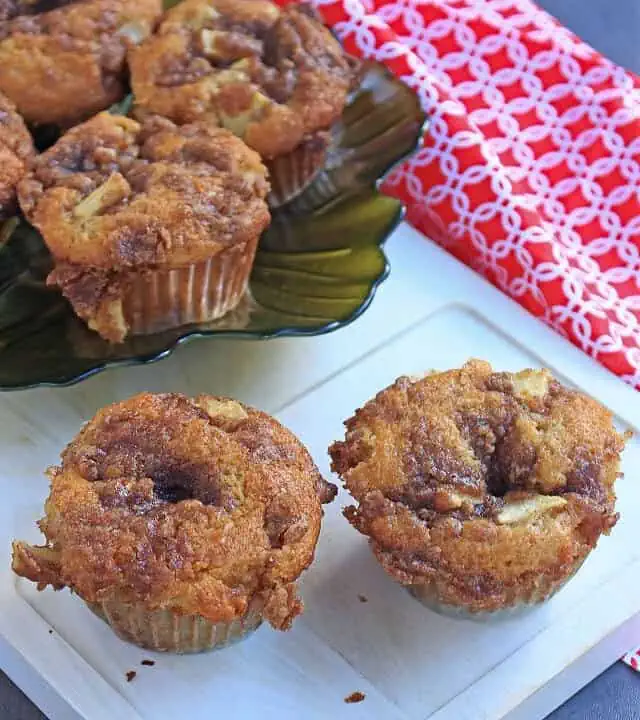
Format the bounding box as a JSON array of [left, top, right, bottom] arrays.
[[18, 112, 270, 342], [13, 392, 337, 652], [129, 0, 354, 160], [0, 0, 162, 127], [329, 360, 630, 618], [0, 91, 34, 219]]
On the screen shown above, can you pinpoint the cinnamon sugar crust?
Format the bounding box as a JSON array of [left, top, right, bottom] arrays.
[[0, 91, 33, 219], [329, 360, 630, 612], [18, 112, 270, 340], [19, 112, 270, 267], [130, 0, 355, 158], [13, 393, 336, 629], [0, 0, 162, 126]]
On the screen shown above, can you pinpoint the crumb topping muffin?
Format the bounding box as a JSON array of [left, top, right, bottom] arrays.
[[329, 360, 630, 614], [130, 0, 355, 159], [13, 393, 337, 638], [0, 0, 162, 127], [18, 112, 270, 341], [0, 91, 34, 219]]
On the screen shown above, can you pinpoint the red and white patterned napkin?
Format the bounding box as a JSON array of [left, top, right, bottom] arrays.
[[623, 648, 640, 672], [278, 0, 640, 666], [287, 0, 640, 388]]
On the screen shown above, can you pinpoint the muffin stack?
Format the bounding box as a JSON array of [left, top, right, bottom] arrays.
[[1, 0, 355, 342]]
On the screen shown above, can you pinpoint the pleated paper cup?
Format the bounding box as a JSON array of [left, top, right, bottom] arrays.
[[266, 133, 328, 209], [123, 235, 259, 337], [86, 599, 263, 653], [406, 555, 587, 622]]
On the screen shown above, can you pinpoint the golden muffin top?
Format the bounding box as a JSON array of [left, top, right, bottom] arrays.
[[19, 112, 270, 268], [0, 0, 162, 126], [13, 392, 337, 628], [130, 0, 355, 158], [330, 360, 630, 611], [0, 91, 33, 219]]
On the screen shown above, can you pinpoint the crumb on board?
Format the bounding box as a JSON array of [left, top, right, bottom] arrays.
[[48, 629, 53, 634], [357, 594, 368, 603], [126, 671, 137, 682], [141, 659, 155, 667], [344, 691, 365, 704]]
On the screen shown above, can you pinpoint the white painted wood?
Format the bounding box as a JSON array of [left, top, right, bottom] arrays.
[[0, 223, 638, 720]]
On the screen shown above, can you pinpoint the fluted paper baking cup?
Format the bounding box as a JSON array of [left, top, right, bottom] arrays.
[[86, 599, 263, 653], [123, 236, 259, 336], [267, 133, 328, 209], [407, 556, 587, 622]]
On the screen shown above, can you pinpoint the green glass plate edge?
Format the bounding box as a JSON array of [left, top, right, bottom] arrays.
[[0, 61, 428, 390]]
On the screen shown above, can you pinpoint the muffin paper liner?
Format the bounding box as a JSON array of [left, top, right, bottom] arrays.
[[123, 236, 259, 336], [86, 599, 263, 653], [267, 133, 329, 209], [406, 556, 587, 622]]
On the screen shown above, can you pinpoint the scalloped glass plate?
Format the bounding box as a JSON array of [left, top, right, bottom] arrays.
[[0, 61, 426, 389]]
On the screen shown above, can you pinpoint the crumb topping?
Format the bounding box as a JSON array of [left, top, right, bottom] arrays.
[[0, 91, 33, 218], [0, 0, 162, 125], [130, 0, 355, 158]]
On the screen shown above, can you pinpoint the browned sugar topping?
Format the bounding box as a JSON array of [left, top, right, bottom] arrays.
[[0, 0, 162, 126], [152, 2, 351, 98], [0, 0, 80, 23], [130, 0, 355, 158], [20, 114, 269, 234], [331, 361, 625, 521], [0, 92, 34, 218]]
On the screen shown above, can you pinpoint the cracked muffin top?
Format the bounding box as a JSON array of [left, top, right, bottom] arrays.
[[329, 360, 630, 611], [12, 392, 337, 628], [18, 112, 271, 268], [130, 0, 355, 158], [0, 91, 34, 219], [0, 0, 162, 126]]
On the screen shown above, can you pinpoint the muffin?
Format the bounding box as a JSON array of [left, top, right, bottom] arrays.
[[129, 0, 355, 204], [329, 360, 630, 619], [18, 112, 270, 342], [0, 91, 34, 220], [13, 392, 337, 652], [0, 0, 162, 127]]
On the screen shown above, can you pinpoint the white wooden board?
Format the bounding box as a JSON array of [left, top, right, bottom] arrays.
[[1, 224, 638, 720]]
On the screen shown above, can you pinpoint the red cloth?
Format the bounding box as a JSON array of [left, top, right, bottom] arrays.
[[623, 648, 640, 672], [281, 0, 640, 388]]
